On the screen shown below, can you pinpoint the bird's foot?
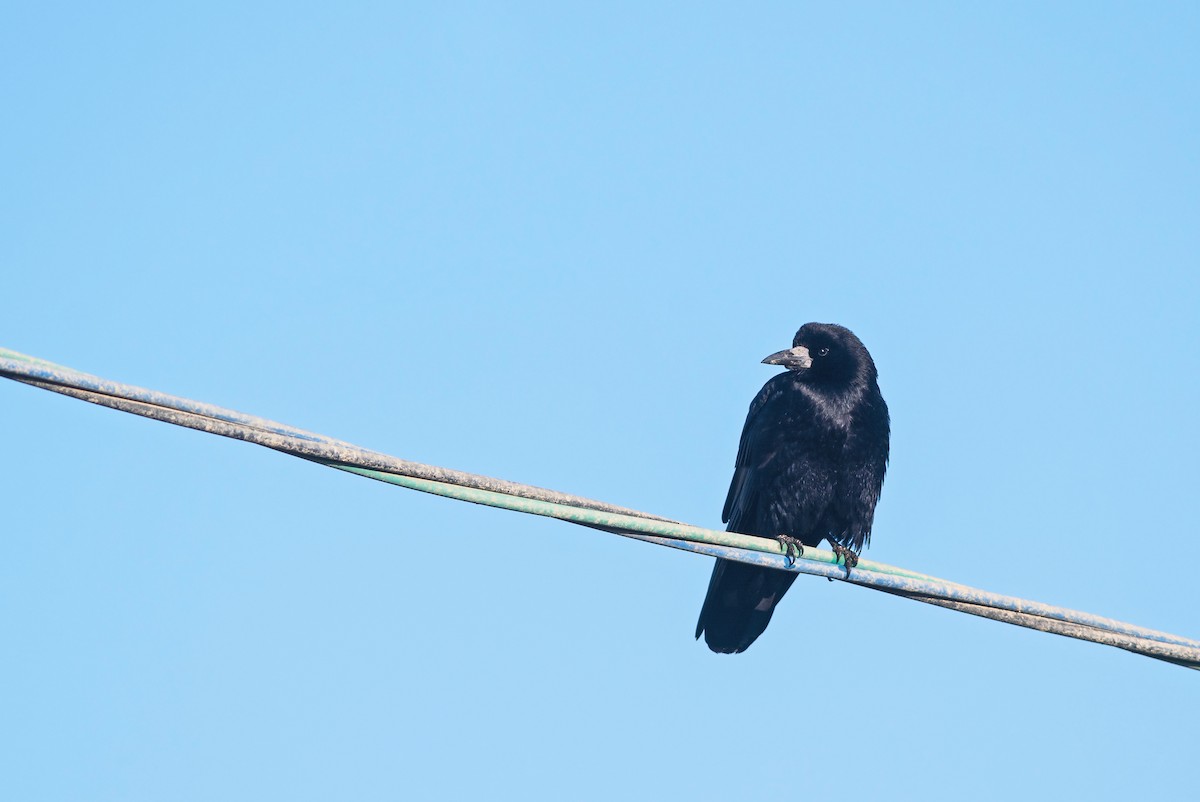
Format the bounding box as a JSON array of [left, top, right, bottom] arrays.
[[774, 535, 805, 566], [829, 543, 859, 578]]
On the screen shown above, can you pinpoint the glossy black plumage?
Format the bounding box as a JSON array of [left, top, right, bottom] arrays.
[[695, 323, 890, 654]]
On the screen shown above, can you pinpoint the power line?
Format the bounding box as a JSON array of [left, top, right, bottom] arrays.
[[3, 347, 1196, 669]]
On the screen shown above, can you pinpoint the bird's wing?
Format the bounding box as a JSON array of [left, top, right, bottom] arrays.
[[722, 376, 787, 532], [833, 390, 890, 552]]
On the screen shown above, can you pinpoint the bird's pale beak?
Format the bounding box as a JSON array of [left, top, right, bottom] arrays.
[[762, 346, 812, 371]]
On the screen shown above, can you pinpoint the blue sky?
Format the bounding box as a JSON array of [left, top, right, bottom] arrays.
[[3, 3, 1198, 800]]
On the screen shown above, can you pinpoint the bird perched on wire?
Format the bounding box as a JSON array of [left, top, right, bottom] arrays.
[[695, 323, 890, 654]]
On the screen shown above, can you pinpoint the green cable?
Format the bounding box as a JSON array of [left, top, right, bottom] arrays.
[[328, 462, 941, 583]]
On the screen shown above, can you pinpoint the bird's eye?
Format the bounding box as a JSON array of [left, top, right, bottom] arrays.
[[817, 347, 830, 357]]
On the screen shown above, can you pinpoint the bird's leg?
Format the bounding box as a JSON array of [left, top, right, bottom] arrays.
[[774, 534, 804, 566], [828, 542, 859, 578]]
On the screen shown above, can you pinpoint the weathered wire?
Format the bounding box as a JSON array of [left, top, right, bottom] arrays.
[[3, 346, 1197, 669]]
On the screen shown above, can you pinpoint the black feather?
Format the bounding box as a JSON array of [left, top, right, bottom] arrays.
[[696, 323, 890, 653]]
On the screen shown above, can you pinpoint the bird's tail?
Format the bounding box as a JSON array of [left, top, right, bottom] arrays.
[[694, 558, 798, 653]]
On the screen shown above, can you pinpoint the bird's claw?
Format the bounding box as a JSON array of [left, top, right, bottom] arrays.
[[828, 542, 859, 578], [774, 534, 804, 566]]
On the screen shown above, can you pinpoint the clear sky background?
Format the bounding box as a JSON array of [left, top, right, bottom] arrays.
[[3, 4, 1198, 800]]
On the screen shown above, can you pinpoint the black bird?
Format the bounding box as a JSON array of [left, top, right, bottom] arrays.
[[695, 323, 890, 654]]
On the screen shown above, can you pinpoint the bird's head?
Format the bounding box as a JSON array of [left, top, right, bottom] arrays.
[[762, 322, 877, 389]]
